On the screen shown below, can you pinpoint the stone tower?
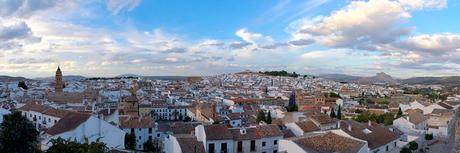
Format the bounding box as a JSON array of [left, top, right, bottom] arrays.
[[55, 66, 63, 93]]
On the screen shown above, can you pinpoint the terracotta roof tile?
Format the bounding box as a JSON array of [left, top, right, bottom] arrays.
[[296, 121, 320, 133], [119, 116, 155, 128], [340, 120, 399, 149], [46, 112, 91, 135], [292, 132, 366, 153], [204, 124, 233, 140]]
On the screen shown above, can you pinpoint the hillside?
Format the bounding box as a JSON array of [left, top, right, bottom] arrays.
[[319, 72, 398, 84], [0, 76, 30, 82], [401, 76, 460, 87]]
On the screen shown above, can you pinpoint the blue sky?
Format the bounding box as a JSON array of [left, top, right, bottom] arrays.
[[1, 0, 460, 78]]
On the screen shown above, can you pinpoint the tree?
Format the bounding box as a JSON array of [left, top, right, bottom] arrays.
[[400, 147, 411, 153], [336, 106, 342, 119], [18, 81, 28, 90], [329, 92, 341, 98], [330, 107, 336, 118], [125, 133, 136, 150], [409, 141, 418, 152], [257, 110, 266, 123], [397, 107, 403, 118], [266, 111, 272, 124], [46, 137, 109, 153], [425, 133, 434, 141], [143, 139, 156, 152], [0, 112, 38, 153]]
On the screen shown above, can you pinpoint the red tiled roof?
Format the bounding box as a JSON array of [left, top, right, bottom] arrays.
[[119, 116, 155, 128], [46, 112, 91, 135], [292, 132, 366, 153], [296, 121, 320, 133], [204, 124, 233, 140], [340, 120, 399, 149]]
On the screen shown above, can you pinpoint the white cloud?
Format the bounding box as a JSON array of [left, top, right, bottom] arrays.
[[297, 0, 413, 48], [398, 33, 460, 53], [235, 28, 274, 47], [0, 0, 63, 18], [106, 0, 141, 15], [165, 57, 178, 62], [398, 0, 447, 10]]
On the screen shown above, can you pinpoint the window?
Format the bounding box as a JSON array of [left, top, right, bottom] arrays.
[[149, 128, 152, 133], [386, 145, 389, 151], [131, 128, 135, 133], [250, 140, 256, 151], [157, 134, 160, 137], [394, 142, 396, 147], [274, 140, 278, 145], [209, 143, 215, 153], [139, 128, 141, 131], [39, 116, 41, 120], [273, 150, 278, 153], [262, 141, 266, 147], [149, 136, 152, 140], [237, 141, 242, 152], [54, 120, 57, 123], [262, 152, 266, 153], [221, 143, 227, 153]]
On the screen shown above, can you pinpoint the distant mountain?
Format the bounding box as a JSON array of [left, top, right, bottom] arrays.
[[357, 72, 398, 84], [142, 76, 190, 81], [319, 72, 398, 84], [319, 74, 361, 82], [34, 75, 87, 81], [0, 76, 30, 82], [401, 76, 460, 87], [115, 74, 143, 78]]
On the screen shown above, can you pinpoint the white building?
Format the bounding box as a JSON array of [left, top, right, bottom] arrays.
[[279, 131, 369, 153], [427, 109, 455, 138], [18, 102, 69, 130], [195, 124, 283, 153], [119, 115, 157, 150], [40, 112, 126, 151]]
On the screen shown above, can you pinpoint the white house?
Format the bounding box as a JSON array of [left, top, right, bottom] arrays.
[[18, 102, 69, 130], [40, 112, 126, 151], [279, 131, 369, 153], [393, 109, 427, 135], [195, 124, 283, 153], [427, 109, 454, 139], [337, 121, 400, 153], [119, 115, 157, 150]]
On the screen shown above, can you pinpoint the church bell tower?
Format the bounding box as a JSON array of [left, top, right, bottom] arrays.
[[55, 66, 63, 93]]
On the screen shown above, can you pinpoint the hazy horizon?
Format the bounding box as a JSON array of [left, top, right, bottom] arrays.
[[1, 0, 460, 78]]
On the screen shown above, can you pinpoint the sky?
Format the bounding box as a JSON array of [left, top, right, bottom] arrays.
[[1, 0, 460, 78]]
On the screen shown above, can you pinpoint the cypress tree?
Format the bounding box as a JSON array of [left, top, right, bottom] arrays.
[[337, 106, 342, 119], [330, 107, 336, 118], [266, 111, 272, 124]]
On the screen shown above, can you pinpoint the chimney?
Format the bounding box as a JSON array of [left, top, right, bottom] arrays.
[[348, 124, 352, 131], [240, 127, 247, 135], [337, 121, 341, 128], [368, 120, 372, 126]]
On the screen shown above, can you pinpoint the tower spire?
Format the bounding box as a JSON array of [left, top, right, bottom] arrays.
[[55, 66, 63, 93]]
